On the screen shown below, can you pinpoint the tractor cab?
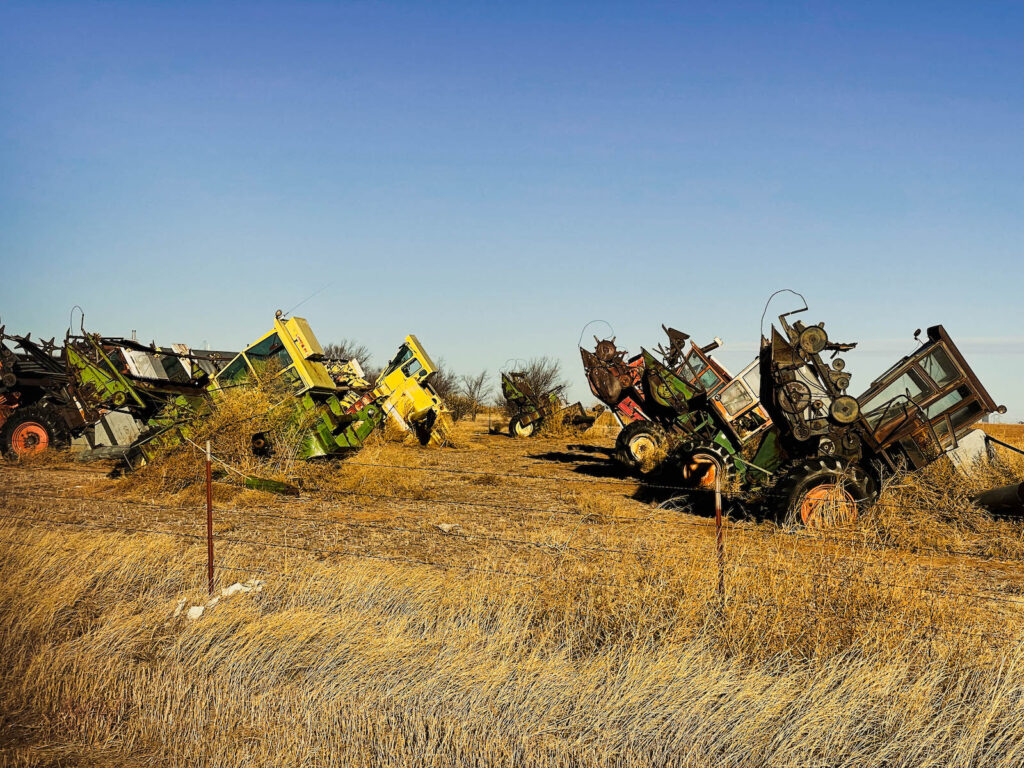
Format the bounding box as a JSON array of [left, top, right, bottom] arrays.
[[373, 335, 454, 446], [677, 339, 732, 398], [216, 314, 337, 396], [707, 360, 773, 445], [857, 326, 1005, 470]]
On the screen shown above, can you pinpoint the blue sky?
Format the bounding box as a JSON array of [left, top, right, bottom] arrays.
[[1, 2, 1021, 417]]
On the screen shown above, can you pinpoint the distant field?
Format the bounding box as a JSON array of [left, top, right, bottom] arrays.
[[2, 419, 1024, 767], [975, 422, 1024, 445]]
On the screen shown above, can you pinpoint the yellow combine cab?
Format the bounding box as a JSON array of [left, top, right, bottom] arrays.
[[216, 313, 337, 395], [373, 335, 454, 446], [215, 315, 452, 454]]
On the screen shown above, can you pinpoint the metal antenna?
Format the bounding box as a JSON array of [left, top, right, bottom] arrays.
[[577, 320, 615, 349], [759, 289, 808, 338], [282, 282, 333, 319]]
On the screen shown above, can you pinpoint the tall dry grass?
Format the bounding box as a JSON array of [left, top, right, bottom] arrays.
[[2, 511, 1024, 767]]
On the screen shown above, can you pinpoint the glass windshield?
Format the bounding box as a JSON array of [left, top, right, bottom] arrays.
[[718, 380, 754, 417], [383, 347, 414, 376], [919, 346, 959, 389], [924, 386, 967, 419], [741, 367, 761, 395], [218, 355, 251, 384], [680, 350, 705, 384], [860, 367, 933, 428], [246, 333, 293, 369], [699, 368, 722, 390]]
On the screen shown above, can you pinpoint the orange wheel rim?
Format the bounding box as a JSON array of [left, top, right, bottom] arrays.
[[11, 422, 50, 456], [683, 457, 720, 489], [697, 462, 717, 489], [801, 483, 856, 528]]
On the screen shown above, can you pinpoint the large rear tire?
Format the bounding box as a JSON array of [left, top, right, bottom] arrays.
[[0, 405, 69, 459], [508, 415, 537, 438], [680, 441, 733, 490], [774, 457, 876, 528], [614, 421, 667, 474]]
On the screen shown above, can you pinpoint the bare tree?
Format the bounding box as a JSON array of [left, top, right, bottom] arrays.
[[521, 356, 566, 397], [458, 370, 491, 421], [427, 358, 473, 420]]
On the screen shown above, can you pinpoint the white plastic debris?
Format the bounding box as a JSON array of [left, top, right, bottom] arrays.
[[436, 523, 461, 534], [220, 579, 266, 598], [177, 578, 266, 623]]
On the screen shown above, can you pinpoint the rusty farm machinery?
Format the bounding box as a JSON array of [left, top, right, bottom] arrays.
[[581, 306, 1013, 525], [499, 369, 594, 438]]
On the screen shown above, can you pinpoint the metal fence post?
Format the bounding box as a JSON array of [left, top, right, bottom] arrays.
[[715, 462, 725, 613], [206, 440, 214, 595]]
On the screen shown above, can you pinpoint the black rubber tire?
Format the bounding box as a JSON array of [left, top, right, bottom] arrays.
[[508, 415, 537, 438], [772, 456, 877, 528], [0, 404, 69, 459], [680, 441, 734, 489], [614, 421, 667, 473]]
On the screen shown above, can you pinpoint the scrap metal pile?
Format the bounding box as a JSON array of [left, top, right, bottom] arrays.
[[581, 305, 1013, 525], [0, 312, 453, 470]]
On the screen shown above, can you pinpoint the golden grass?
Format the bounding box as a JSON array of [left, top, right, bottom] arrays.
[[2, 522, 1024, 767], [4, 424, 1024, 765]]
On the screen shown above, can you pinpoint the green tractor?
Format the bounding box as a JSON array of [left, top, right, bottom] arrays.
[[500, 370, 594, 438]]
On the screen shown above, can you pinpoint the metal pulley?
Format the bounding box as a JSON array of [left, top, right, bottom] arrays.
[[829, 395, 860, 424], [778, 380, 811, 413], [799, 326, 828, 355]]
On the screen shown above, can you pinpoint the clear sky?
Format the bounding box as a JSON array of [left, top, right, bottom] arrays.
[[1, 1, 1021, 417]]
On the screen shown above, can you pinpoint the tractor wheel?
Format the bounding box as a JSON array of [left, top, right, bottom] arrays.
[[773, 457, 877, 529], [508, 415, 537, 438], [0, 405, 69, 460], [615, 421, 667, 474], [680, 442, 733, 490]]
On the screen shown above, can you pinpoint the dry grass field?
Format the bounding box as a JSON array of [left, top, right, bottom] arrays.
[[2, 420, 1024, 766]]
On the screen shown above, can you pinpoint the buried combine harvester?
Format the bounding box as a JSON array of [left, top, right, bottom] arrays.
[[582, 308, 1008, 526], [499, 370, 594, 437], [0, 313, 454, 476], [203, 311, 454, 461], [0, 324, 218, 460]]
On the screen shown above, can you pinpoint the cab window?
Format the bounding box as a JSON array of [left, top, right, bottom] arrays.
[[717, 380, 754, 418], [924, 386, 968, 420], [246, 333, 293, 370], [218, 355, 252, 384], [919, 346, 959, 389], [861, 368, 933, 427]]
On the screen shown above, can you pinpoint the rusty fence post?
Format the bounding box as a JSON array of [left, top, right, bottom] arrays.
[[206, 440, 214, 596], [714, 461, 725, 614]]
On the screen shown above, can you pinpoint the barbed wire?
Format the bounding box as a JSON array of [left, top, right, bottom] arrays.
[[5, 482, 1024, 578], [2, 497, 1022, 609]]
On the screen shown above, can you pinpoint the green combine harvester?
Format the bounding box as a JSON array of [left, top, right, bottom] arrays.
[[582, 308, 1006, 527]]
